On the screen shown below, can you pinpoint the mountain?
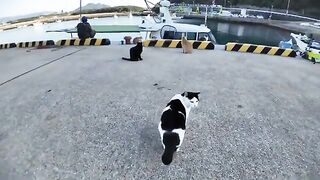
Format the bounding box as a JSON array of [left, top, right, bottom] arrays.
[[0, 11, 54, 23], [73, 3, 110, 13]]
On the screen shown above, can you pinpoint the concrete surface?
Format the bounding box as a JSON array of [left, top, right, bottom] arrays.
[[0, 46, 320, 179]]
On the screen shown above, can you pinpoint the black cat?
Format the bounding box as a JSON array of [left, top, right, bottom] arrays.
[[122, 42, 143, 61]]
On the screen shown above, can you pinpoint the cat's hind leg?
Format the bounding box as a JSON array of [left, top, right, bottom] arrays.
[[122, 57, 132, 61]]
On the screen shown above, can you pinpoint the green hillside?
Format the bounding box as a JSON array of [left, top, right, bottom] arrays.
[[71, 6, 145, 15]]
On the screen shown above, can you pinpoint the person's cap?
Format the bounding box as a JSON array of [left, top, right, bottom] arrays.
[[81, 16, 88, 23]]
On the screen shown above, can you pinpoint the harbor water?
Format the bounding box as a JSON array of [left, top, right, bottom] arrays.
[[177, 18, 293, 46]]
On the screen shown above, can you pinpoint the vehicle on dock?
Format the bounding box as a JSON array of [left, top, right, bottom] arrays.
[[290, 33, 320, 63], [303, 41, 320, 63]]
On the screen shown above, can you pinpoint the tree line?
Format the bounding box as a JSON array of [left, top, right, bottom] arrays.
[[71, 6, 145, 15]]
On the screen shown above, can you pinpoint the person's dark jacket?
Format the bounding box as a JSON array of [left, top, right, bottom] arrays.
[[77, 22, 95, 39]]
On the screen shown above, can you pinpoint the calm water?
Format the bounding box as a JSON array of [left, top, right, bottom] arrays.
[[177, 18, 292, 46], [0, 16, 292, 46]]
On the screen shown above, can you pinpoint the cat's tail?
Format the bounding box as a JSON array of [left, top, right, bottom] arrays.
[[122, 57, 131, 61], [162, 132, 180, 165]]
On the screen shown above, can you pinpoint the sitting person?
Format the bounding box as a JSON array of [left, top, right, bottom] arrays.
[[76, 16, 96, 39]]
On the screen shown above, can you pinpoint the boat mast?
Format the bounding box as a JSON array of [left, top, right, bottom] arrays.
[[205, 6, 208, 26], [159, 0, 173, 23], [144, 0, 153, 11], [286, 0, 291, 14], [80, 0, 82, 18]]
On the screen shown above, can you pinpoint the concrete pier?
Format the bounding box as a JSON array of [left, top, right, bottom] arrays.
[[0, 46, 319, 179]]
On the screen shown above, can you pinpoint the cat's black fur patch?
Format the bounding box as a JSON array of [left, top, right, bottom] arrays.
[[162, 132, 179, 165], [161, 99, 186, 131], [166, 100, 186, 118], [122, 42, 143, 61], [182, 92, 200, 101]]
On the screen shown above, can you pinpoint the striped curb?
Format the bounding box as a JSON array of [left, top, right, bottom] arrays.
[[0, 43, 16, 49], [143, 39, 215, 50], [225, 42, 297, 57], [17, 40, 55, 48], [56, 38, 111, 46]]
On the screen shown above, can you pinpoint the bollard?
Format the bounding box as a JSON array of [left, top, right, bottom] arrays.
[[124, 36, 132, 45]]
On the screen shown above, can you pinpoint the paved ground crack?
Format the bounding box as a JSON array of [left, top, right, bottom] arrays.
[[0, 48, 84, 87]]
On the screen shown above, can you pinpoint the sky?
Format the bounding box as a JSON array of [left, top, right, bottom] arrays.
[[0, 0, 159, 18]]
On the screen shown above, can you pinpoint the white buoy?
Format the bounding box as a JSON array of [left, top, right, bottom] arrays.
[[128, 12, 133, 18], [114, 14, 118, 19]]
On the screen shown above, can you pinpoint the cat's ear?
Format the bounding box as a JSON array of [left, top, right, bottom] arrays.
[[182, 91, 188, 97], [195, 92, 200, 95]]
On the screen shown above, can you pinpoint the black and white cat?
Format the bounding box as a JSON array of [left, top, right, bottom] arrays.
[[122, 42, 143, 61], [158, 92, 200, 165]]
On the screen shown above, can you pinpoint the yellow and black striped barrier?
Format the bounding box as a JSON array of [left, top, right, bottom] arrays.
[[17, 40, 55, 48], [56, 38, 111, 46], [143, 39, 215, 50], [225, 43, 297, 57], [0, 43, 16, 49]]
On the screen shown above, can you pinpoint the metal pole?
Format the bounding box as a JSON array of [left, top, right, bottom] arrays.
[[80, 0, 82, 18], [205, 6, 208, 26], [286, 0, 290, 14], [269, 5, 273, 19]]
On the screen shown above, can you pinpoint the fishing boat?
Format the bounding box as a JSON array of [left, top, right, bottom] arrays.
[[140, 0, 216, 42]]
